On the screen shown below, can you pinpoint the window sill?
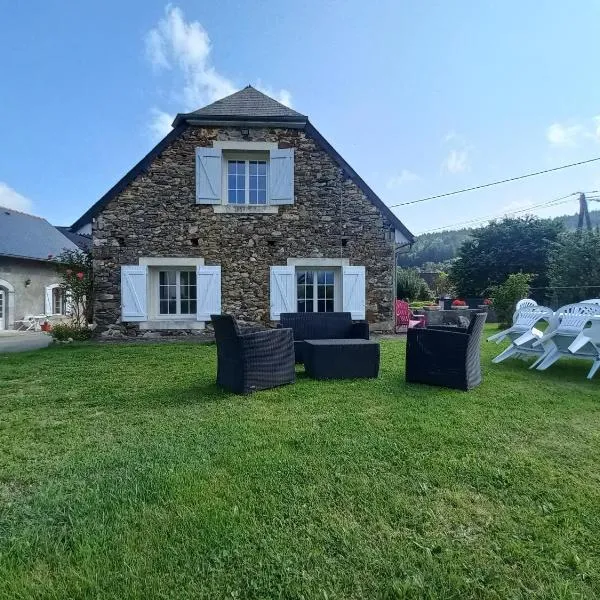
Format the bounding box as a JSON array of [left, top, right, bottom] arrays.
[[139, 320, 206, 330], [213, 205, 279, 215]]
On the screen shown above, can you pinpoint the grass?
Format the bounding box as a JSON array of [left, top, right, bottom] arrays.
[[0, 329, 599, 599]]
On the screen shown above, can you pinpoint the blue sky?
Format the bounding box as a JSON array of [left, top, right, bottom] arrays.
[[2, 1, 600, 234]]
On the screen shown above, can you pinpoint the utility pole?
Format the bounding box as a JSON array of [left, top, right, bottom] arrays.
[[577, 192, 592, 232]]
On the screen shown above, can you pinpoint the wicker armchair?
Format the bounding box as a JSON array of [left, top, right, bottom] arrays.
[[405, 312, 487, 390], [280, 312, 369, 363], [211, 314, 295, 394]]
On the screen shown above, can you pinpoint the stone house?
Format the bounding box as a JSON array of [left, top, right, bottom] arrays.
[[71, 87, 414, 333], [0, 207, 89, 330]]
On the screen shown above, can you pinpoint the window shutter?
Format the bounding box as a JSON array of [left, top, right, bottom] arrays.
[[342, 266, 366, 320], [196, 147, 222, 204], [269, 148, 294, 205], [44, 286, 53, 315], [270, 266, 295, 320], [121, 265, 148, 322], [197, 265, 221, 321]]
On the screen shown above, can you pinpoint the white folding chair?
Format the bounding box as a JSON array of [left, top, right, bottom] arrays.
[[488, 305, 554, 364], [14, 315, 36, 331], [531, 303, 600, 373]]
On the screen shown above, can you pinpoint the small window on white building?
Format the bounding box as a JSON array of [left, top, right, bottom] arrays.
[[158, 270, 197, 316], [296, 269, 337, 313], [52, 287, 66, 315]]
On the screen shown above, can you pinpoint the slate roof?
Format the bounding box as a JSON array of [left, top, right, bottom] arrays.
[[172, 86, 307, 126], [0, 207, 78, 261], [55, 226, 92, 251], [71, 87, 415, 243]]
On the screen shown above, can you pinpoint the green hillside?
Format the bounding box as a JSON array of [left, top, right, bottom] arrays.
[[398, 209, 600, 270]]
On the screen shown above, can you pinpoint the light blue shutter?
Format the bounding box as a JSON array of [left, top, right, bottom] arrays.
[[197, 265, 221, 321], [270, 266, 295, 320], [196, 147, 222, 204], [269, 148, 294, 205], [342, 266, 366, 320], [121, 265, 148, 322]]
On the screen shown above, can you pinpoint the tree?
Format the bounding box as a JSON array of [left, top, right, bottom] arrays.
[[548, 230, 600, 305], [432, 271, 455, 298], [54, 249, 94, 326], [489, 273, 533, 326], [450, 217, 563, 296]]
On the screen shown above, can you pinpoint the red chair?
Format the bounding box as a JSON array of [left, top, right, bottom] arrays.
[[395, 300, 426, 331]]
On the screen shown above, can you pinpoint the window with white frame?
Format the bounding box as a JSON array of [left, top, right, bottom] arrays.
[[296, 269, 336, 313], [52, 287, 66, 315], [158, 270, 197, 316], [226, 156, 268, 205]]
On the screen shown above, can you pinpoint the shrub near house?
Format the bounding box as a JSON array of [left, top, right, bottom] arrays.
[[71, 87, 414, 333]]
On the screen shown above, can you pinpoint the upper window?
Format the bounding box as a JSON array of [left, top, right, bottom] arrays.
[[227, 159, 268, 205], [296, 269, 336, 313], [159, 270, 197, 316]]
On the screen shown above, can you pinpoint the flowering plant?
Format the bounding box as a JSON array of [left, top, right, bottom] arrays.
[[452, 299, 467, 307], [483, 298, 492, 305], [53, 249, 94, 326]]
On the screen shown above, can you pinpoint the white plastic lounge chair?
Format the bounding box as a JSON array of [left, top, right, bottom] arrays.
[[581, 298, 600, 305], [513, 298, 538, 323], [567, 316, 600, 379], [487, 305, 554, 364], [531, 303, 600, 373]]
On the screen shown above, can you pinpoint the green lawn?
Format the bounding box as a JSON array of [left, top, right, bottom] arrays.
[[1, 332, 599, 599]]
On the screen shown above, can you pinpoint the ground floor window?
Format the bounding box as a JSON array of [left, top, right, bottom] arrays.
[[52, 287, 66, 315], [158, 270, 197, 316], [296, 269, 336, 313]]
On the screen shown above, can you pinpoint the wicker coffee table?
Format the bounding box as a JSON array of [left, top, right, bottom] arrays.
[[303, 339, 380, 379]]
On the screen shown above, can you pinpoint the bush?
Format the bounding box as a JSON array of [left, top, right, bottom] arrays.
[[489, 273, 533, 326], [51, 324, 94, 342], [409, 300, 439, 309], [397, 268, 431, 301]]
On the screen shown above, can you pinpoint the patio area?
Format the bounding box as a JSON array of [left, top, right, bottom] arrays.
[[0, 331, 598, 598]]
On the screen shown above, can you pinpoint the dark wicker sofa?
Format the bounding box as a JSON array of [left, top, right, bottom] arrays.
[[279, 312, 370, 363], [211, 314, 295, 394], [405, 312, 487, 390]]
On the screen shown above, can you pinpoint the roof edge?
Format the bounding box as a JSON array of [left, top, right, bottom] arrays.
[[173, 113, 308, 127], [304, 121, 415, 244], [71, 125, 187, 230]]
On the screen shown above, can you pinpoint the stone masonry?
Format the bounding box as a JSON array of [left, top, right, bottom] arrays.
[[92, 125, 398, 331]]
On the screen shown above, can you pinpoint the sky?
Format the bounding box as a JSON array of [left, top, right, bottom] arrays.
[[2, 1, 600, 235]]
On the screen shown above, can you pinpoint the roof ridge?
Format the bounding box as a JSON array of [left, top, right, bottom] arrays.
[[0, 205, 46, 221]]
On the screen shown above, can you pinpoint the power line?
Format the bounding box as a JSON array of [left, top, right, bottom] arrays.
[[416, 193, 578, 235], [389, 157, 600, 208]]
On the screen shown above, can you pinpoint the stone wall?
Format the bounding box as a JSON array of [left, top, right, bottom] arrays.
[[92, 125, 397, 331]]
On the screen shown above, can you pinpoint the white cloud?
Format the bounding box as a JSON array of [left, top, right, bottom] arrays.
[[442, 130, 467, 146], [546, 116, 600, 148], [546, 122, 586, 147], [149, 108, 175, 139], [0, 182, 33, 213], [442, 149, 470, 174], [254, 80, 293, 108], [386, 169, 420, 189], [145, 5, 293, 139]]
